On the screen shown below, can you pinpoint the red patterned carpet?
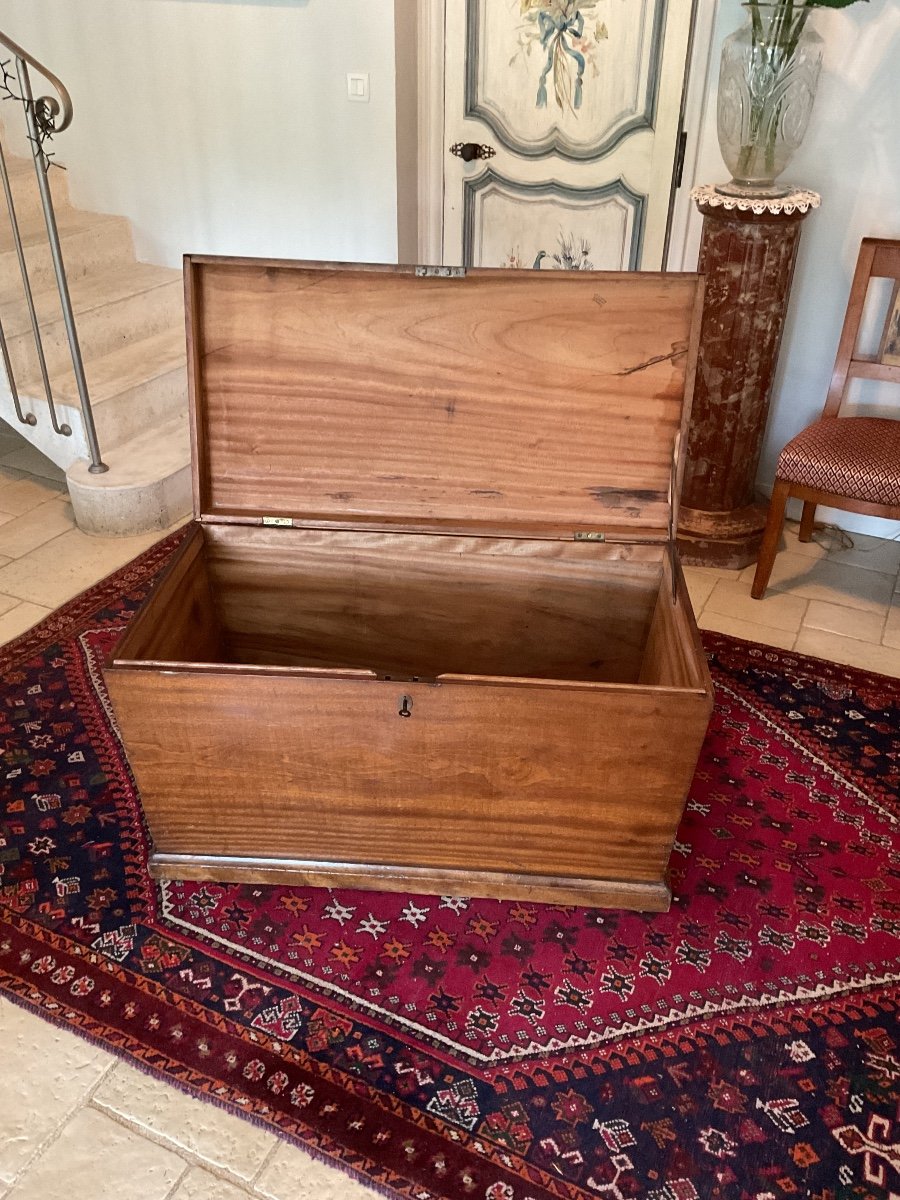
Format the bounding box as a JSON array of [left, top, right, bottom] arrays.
[[1, 528, 898, 1199]]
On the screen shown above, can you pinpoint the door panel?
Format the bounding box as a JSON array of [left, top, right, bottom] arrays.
[[466, 0, 666, 160], [464, 171, 644, 271], [443, 0, 694, 271]]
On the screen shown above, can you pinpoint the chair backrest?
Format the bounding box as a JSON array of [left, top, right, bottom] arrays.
[[824, 237, 900, 417]]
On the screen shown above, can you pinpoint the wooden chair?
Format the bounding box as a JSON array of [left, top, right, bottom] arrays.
[[752, 238, 900, 599]]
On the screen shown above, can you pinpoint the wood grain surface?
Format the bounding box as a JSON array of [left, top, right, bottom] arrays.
[[111, 525, 226, 665], [185, 258, 701, 535], [148, 854, 672, 912], [640, 556, 710, 689], [105, 667, 711, 888], [203, 524, 664, 683]]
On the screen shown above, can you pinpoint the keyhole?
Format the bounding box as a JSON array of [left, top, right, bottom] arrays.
[[399, 695, 412, 718]]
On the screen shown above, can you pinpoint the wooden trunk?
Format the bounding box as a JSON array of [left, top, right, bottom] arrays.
[[104, 257, 713, 912]]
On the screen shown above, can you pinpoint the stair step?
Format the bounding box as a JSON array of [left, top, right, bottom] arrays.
[[0, 260, 179, 331], [19, 326, 185, 405], [0, 206, 120, 253], [0, 153, 191, 536], [66, 415, 192, 535], [18, 327, 187, 451], [0, 209, 133, 293], [0, 261, 183, 379], [2, 154, 34, 176], [1, 153, 72, 223]]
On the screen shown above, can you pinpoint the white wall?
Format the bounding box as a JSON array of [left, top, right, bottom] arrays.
[[2, 0, 400, 266], [683, 0, 900, 538]]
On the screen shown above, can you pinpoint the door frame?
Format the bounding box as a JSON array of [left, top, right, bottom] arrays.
[[415, 0, 722, 270], [666, 0, 722, 270], [416, 0, 446, 265]]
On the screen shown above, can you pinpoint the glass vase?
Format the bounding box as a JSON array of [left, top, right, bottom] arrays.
[[716, 2, 824, 199]]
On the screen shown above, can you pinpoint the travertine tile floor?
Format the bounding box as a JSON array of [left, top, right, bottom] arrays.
[[0, 425, 899, 1197]]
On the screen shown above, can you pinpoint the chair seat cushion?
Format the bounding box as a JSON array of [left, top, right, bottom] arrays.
[[777, 416, 900, 506]]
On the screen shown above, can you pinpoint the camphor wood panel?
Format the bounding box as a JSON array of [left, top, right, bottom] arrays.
[[148, 856, 671, 911], [105, 664, 710, 893], [639, 559, 708, 689], [113, 525, 676, 687], [187, 258, 701, 536], [203, 524, 664, 683], [114, 526, 225, 664]]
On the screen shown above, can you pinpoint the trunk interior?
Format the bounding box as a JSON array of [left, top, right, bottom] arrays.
[[113, 524, 704, 690]]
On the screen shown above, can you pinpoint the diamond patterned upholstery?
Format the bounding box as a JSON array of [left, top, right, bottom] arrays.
[[777, 416, 900, 506]]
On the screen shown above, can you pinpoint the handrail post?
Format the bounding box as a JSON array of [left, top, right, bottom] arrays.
[[0, 131, 69, 436], [0, 139, 37, 428], [17, 55, 107, 473]]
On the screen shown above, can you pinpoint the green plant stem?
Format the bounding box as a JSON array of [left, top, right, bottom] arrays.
[[749, 0, 764, 41], [734, 0, 812, 184], [781, 6, 811, 68], [774, 0, 792, 64]]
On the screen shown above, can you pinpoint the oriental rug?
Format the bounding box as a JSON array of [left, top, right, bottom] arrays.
[[0, 528, 898, 1200]]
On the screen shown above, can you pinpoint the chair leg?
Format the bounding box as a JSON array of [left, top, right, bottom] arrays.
[[798, 501, 816, 542], [752, 480, 790, 599]]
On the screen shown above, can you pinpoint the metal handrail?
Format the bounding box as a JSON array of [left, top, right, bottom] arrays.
[[0, 30, 107, 472], [0, 136, 70, 437], [0, 30, 73, 132]]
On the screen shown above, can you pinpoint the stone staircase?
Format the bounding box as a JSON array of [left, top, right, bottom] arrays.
[[0, 152, 190, 534]]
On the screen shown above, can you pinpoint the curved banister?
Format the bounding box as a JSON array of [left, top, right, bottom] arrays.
[[0, 29, 73, 132], [0, 30, 107, 471]]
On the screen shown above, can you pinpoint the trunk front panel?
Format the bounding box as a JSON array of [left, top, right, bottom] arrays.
[[106, 669, 709, 885]]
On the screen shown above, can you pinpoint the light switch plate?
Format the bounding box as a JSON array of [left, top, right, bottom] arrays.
[[347, 73, 370, 103]]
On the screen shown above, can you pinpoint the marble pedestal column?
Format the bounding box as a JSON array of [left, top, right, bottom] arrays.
[[677, 185, 820, 569]]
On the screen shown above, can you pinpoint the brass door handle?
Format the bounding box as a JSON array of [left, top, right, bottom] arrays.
[[449, 142, 496, 163]]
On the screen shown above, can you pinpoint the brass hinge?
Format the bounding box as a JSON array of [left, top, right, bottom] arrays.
[[262, 516, 293, 527], [415, 266, 466, 279], [574, 531, 606, 542]]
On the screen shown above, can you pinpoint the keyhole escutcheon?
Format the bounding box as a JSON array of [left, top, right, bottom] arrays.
[[399, 695, 412, 718]]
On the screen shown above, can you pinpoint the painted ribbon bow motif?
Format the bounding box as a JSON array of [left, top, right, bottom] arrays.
[[516, 0, 608, 115], [536, 7, 586, 109]]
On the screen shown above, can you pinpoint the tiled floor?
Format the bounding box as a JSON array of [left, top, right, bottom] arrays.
[[0, 425, 898, 1197], [686, 524, 900, 675]]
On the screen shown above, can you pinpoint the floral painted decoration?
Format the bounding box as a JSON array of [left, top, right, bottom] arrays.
[[513, 0, 608, 113], [503, 232, 595, 271]]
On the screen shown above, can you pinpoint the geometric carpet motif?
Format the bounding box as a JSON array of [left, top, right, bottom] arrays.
[[1, 528, 898, 1199]]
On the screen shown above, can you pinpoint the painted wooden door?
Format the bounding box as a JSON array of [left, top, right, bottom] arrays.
[[442, 0, 694, 271]]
